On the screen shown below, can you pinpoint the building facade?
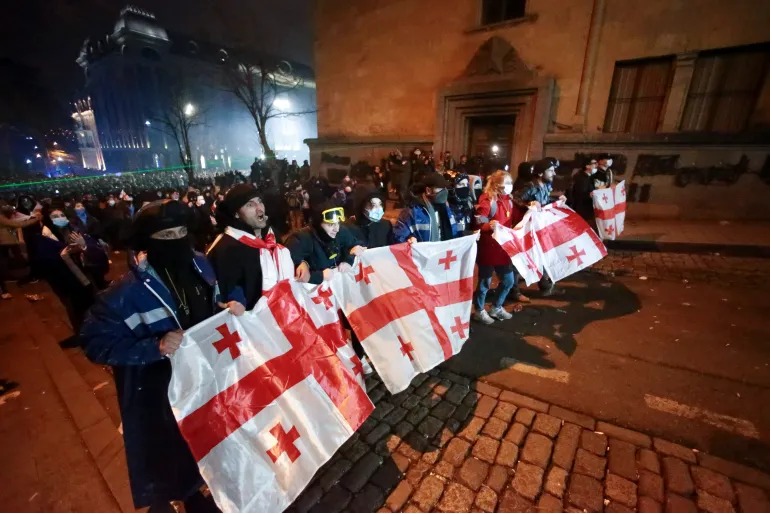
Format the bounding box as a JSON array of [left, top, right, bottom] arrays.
[[74, 5, 317, 174], [310, 0, 770, 219]]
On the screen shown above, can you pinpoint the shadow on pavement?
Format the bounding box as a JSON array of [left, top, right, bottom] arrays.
[[448, 269, 643, 377]]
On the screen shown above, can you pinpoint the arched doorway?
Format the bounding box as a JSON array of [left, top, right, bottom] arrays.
[[435, 37, 555, 168]]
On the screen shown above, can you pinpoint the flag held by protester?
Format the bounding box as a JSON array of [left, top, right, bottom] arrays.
[[591, 180, 626, 240], [493, 203, 607, 283], [331, 235, 477, 394], [168, 280, 373, 513]]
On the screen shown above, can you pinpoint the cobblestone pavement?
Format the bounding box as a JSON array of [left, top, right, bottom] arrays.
[[593, 250, 769, 288], [288, 369, 769, 513]]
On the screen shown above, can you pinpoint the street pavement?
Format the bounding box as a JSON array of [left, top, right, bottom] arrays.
[[0, 248, 768, 512]]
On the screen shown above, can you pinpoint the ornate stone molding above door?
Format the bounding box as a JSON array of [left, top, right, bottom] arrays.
[[435, 36, 555, 166]]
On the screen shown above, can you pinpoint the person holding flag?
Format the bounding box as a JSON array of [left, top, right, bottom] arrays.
[[207, 184, 294, 310], [285, 200, 365, 285], [80, 200, 242, 512], [518, 159, 567, 296]]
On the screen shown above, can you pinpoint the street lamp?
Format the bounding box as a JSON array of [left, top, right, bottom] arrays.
[[184, 103, 195, 117], [491, 145, 500, 154]]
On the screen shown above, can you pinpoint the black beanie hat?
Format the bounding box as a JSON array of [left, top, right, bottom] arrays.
[[130, 200, 190, 250], [532, 159, 554, 176], [221, 184, 260, 218]]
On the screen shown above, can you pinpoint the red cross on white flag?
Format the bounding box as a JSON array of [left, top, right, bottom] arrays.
[[330, 235, 478, 393], [169, 280, 374, 512], [530, 204, 608, 283], [491, 211, 544, 285], [492, 204, 607, 284], [591, 180, 627, 240]]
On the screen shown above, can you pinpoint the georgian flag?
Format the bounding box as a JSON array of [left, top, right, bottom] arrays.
[[208, 226, 295, 291], [492, 204, 607, 284], [330, 235, 477, 393], [491, 211, 543, 285], [531, 203, 607, 282], [591, 180, 627, 240], [168, 280, 373, 512]]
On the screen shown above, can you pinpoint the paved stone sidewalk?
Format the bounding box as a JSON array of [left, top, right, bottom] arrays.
[[288, 369, 769, 513], [592, 251, 769, 288]]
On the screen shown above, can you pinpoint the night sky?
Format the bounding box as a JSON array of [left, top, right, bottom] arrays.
[[0, 0, 313, 109]]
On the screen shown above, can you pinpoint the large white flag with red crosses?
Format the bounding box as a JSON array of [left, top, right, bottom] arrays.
[[492, 203, 607, 284], [531, 203, 608, 282], [331, 235, 477, 394], [168, 280, 373, 513], [592, 180, 627, 240]]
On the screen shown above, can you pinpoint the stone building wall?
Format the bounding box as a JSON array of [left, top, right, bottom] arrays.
[[310, 0, 770, 219]]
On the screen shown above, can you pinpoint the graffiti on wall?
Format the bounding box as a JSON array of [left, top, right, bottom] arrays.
[[631, 154, 770, 188], [321, 152, 351, 166]]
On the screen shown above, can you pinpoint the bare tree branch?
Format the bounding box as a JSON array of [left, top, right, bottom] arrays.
[[151, 69, 207, 183]]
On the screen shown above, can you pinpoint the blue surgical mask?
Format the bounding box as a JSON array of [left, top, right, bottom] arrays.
[[52, 217, 69, 227], [366, 207, 384, 222], [75, 207, 86, 214]]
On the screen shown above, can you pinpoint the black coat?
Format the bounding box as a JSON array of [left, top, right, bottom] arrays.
[[285, 225, 361, 284], [345, 215, 394, 249], [569, 171, 596, 221], [207, 230, 264, 310]]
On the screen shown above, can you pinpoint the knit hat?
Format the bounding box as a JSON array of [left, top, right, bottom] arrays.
[[532, 159, 555, 177], [221, 184, 260, 218]]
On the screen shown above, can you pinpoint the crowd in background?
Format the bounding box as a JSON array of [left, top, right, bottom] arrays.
[[0, 150, 616, 330]]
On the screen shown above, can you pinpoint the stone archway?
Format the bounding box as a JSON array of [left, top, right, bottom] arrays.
[[435, 37, 555, 166]]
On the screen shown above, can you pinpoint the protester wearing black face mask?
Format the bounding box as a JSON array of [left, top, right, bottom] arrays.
[[80, 200, 239, 512], [394, 172, 463, 243], [445, 170, 474, 232]]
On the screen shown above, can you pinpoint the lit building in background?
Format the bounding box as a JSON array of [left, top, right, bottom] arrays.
[[74, 5, 317, 173], [72, 98, 106, 170]]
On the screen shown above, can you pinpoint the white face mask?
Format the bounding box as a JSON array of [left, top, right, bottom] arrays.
[[503, 184, 513, 195], [196, 196, 205, 207], [366, 206, 384, 222], [107, 200, 115, 207]]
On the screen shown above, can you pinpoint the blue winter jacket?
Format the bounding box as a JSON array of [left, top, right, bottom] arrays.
[[80, 252, 218, 508], [394, 196, 463, 243], [81, 252, 218, 366]]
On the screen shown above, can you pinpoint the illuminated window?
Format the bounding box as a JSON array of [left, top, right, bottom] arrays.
[[481, 0, 526, 25], [680, 43, 768, 133], [604, 56, 674, 133]]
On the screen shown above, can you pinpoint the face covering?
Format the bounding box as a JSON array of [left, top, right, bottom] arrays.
[[503, 184, 514, 195], [108, 200, 115, 207], [145, 237, 194, 271], [196, 196, 205, 207], [455, 187, 470, 200], [430, 189, 448, 205], [52, 217, 69, 228], [75, 207, 86, 215], [365, 207, 384, 222]]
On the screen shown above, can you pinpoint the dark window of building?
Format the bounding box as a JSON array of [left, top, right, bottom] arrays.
[[680, 43, 768, 133], [141, 47, 161, 61], [604, 57, 674, 133], [481, 0, 526, 25]]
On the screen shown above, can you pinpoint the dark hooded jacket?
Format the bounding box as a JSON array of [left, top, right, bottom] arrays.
[[344, 189, 394, 248]]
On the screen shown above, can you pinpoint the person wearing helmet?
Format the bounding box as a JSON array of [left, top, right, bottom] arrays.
[[80, 200, 241, 512]]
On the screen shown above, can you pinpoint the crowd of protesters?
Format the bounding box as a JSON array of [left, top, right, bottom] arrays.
[[0, 150, 617, 510]]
